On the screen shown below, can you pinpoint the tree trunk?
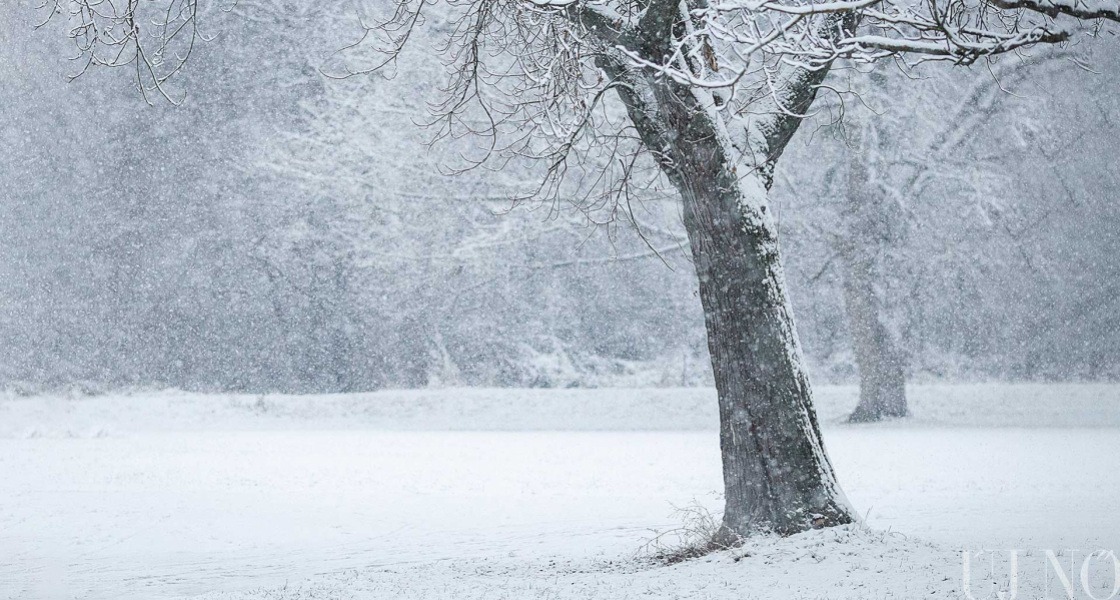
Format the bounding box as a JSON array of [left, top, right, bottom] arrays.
[[841, 121, 908, 423], [681, 161, 855, 539], [605, 62, 855, 539], [839, 245, 908, 421]]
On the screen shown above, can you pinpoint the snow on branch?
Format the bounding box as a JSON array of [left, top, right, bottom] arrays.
[[311, 0, 1084, 207], [36, 0, 223, 102], [990, 0, 1120, 20]]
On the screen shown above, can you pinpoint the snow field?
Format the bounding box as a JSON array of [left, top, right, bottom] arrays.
[[2, 384, 1118, 599], [4, 383, 1120, 437]]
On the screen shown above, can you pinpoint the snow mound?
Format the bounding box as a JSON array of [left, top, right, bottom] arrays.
[[185, 526, 970, 600]]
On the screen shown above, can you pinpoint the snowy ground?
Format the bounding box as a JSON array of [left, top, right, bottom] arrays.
[[2, 384, 1119, 599]]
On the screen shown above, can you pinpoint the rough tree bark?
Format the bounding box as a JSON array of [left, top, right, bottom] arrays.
[[840, 120, 908, 422], [596, 7, 858, 538]]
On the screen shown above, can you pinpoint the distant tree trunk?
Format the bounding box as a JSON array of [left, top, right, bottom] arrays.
[[840, 119, 908, 422], [394, 313, 432, 388], [601, 49, 856, 539], [838, 244, 908, 421]]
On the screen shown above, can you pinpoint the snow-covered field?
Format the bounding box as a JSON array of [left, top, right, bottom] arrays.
[[2, 385, 1119, 599]]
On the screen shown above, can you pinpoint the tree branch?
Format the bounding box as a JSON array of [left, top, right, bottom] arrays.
[[991, 0, 1120, 20]]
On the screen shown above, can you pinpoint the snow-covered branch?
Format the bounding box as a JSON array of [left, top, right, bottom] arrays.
[[37, 0, 219, 102], [991, 0, 1120, 20]]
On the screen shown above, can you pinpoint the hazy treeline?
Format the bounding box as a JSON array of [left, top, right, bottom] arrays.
[[1, 1, 1117, 393]]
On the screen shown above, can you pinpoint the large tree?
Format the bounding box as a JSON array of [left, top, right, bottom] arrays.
[[39, 0, 1113, 540]]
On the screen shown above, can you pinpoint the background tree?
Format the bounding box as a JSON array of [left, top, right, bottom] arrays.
[[5, 0, 710, 392], [776, 45, 1120, 419], [835, 83, 910, 422], [784, 52, 1089, 422]]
